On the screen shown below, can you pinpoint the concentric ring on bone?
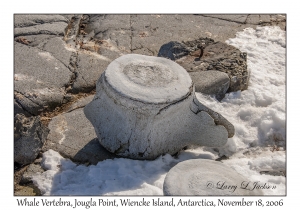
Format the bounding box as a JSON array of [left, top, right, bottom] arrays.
[[163, 159, 263, 196], [84, 54, 234, 160]]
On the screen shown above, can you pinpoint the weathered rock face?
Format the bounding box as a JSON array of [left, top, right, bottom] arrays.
[[84, 54, 234, 160], [157, 41, 190, 60], [14, 15, 68, 37], [163, 159, 263, 195], [14, 114, 49, 165], [189, 70, 230, 101], [158, 38, 248, 93], [14, 41, 73, 115], [43, 104, 117, 165], [14, 14, 285, 115], [13, 14, 120, 115], [20, 162, 44, 184]]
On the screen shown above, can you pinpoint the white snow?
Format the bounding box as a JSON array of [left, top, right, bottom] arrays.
[[32, 26, 286, 196]]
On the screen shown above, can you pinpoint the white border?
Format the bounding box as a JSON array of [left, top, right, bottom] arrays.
[[4, 0, 296, 209]]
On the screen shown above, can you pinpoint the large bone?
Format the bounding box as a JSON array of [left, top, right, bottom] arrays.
[[84, 54, 235, 159]]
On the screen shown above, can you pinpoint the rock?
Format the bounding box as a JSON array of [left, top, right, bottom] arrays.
[[14, 114, 49, 165], [14, 14, 68, 39], [20, 163, 44, 184], [66, 95, 94, 112], [62, 15, 124, 93], [88, 14, 131, 52], [14, 99, 30, 117], [163, 159, 263, 195], [159, 38, 248, 92], [72, 52, 112, 93], [38, 37, 74, 67], [130, 15, 247, 55], [14, 14, 68, 28], [259, 15, 270, 23], [84, 54, 234, 160], [14, 22, 68, 37], [272, 14, 286, 22], [14, 185, 41, 196], [201, 15, 248, 24], [157, 41, 190, 60], [81, 14, 286, 58], [189, 70, 230, 101], [13, 14, 125, 115], [43, 106, 117, 165], [14, 34, 57, 47], [14, 41, 73, 114], [246, 15, 260, 25]]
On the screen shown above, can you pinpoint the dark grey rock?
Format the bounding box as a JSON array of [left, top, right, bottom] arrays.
[[201, 15, 248, 24], [14, 91, 43, 116], [245, 14, 286, 29], [259, 15, 271, 23], [43, 107, 116, 164], [14, 99, 30, 117], [13, 15, 125, 114], [14, 114, 49, 165], [62, 93, 77, 104], [160, 39, 248, 92], [38, 37, 73, 67], [62, 15, 126, 93], [246, 15, 260, 24], [158, 38, 214, 60], [20, 163, 44, 184], [87, 14, 131, 52], [157, 41, 190, 60], [14, 22, 68, 37], [190, 70, 230, 101], [271, 14, 286, 22], [58, 14, 285, 95], [260, 15, 286, 30], [131, 15, 247, 56], [14, 41, 73, 114], [72, 52, 111, 92], [14, 34, 56, 47], [14, 15, 68, 28], [66, 95, 94, 112], [84, 14, 263, 58], [64, 15, 82, 47], [132, 14, 285, 54], [60, 14, 74, 22]]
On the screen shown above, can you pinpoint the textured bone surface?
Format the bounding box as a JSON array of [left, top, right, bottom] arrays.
[[105, 54, 192, 103], [163, 159, 263, 195], [84, 54, 234, 159]]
